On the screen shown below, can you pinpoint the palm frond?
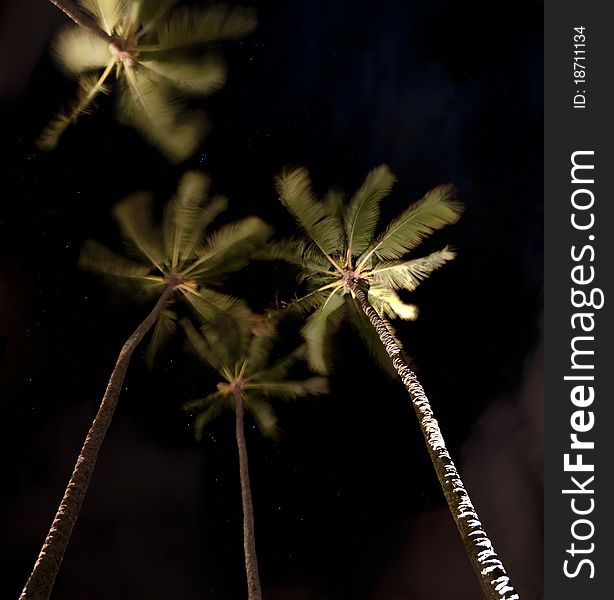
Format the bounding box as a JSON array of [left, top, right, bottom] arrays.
[[37, 67, 113, 150], [79, 239, 152, 279], [344, 295, 398, 378], [250, 346, 304, 383], [275, 167, 345, 260], [360, 184, 463, 264], [370, 246, 457, 291], [187, 217, 272, 277], [54, 27, 111, 74], [368, 285, 418, 321], [117, 72, 206, 163], [193, 400, 225, 440], [80, 0, 125, 35], [140, 55, 226, 95], [183, 390, 222, 412], [146, 4, 257, 52], [144, 307, 177, 367], [112, 191, 165, 269], [344, 164, 396, 259], [181, 317, 222, 372], [301, 290, 345, 374], [162, 171, 213, 269], [133, 0, 177, 31], [244, 396, 279, 438], [246, 334, 276, 376], [179, 286, 236, 324], [282, 287, 332, 315], [322, 188, 345, 219], [246, 377, 328, 400], [255, 238, 332, 275]]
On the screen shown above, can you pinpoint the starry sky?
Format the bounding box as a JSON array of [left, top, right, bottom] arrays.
[[0, 1, 543, 599]]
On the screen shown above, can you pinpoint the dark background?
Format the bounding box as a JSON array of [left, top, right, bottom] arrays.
[[0, 0, 543, 598]]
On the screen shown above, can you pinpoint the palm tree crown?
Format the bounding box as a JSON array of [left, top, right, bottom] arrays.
[[269, 164, 463, 373], [80, 170, 272, 363], [41, 0, 256, 161], [182, 309, 328, 439]]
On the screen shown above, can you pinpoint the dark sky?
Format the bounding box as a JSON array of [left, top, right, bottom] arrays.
[[0, 1, 543, 599]]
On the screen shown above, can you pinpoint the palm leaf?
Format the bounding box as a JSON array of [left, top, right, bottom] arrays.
[[79, 239, 152, 279], [179, 286, 236, 324], [301, 290, 345, 374], [80, 0, 125, 35], [134, 0, 177, 31], [322, 188, 345, 219], [246, 378, 328, 400], [360, 184, 463, 263], [54, 27, 111, 74], [344, 164, 396, 259], [181, 317, 225, 373], [255, 238, 331, 271], [246, 334, 276, 376], [144, 307, 177, 367], [368, 285, 418, 321], [193, 400, 225, 440], [37, 67, 113, 150], [282, 287, 334, 315], [370, 247, 456, 291], [161, 171, 212, 269], [140, 55, 226, 95], [244, 396, 279, 438], [250, 346, 304, 383], [117, 71, 206, 163], [275, 167, 345, 260], [187, 217, 272, 277], [112, 191, 165, 269], [146, 4, 257, 52]]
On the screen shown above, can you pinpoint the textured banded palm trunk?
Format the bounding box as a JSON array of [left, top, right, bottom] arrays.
[[20, 284, 175, 600], [348, 278, 519, 600], [234, 393, 263, 600]]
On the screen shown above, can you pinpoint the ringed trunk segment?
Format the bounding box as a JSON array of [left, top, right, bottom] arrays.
[[234, 393, 263, 600], [19, 284, 175, 600], [48, 0, 115, 44], [347, 279, 519, 600]]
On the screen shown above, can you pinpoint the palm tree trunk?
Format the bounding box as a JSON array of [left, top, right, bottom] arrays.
[[234, 392, 263, 600], [48, 0, 114, 43], [347, 278, 519, 600], [19, 284, 175, 600]]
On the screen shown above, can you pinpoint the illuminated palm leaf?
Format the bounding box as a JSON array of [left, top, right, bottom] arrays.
[[344, 164, 396, 258], [146, 4, 256, 50]]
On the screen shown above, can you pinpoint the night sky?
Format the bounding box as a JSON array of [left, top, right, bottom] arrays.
[[0, 1, 543, 599]]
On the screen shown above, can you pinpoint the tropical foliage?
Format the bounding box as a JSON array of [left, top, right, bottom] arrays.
[[182, 307, 327, 600], [81, 170, 272, 364], [41, 0, 256, 161], [182, 308, 328, 440], [267, 164, 462, 374]]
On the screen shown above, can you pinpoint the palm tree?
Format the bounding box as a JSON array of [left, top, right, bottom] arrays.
[[19, 171, 272, 600], [40, 0, 256, 162], [181, 308, 328, 600], [268, 165, 519, 600]]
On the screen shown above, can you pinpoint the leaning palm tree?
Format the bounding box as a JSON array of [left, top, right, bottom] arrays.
[[40, 0, 256, 162], [19, 171, 271, 600], [181, 308, 328, 600], [268, 165, 518, 600]]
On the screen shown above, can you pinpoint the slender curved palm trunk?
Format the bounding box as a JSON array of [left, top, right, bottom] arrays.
[[19, 285, 175, 600], [348, 279, 519, 600], [234, 392, 263, 600]]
